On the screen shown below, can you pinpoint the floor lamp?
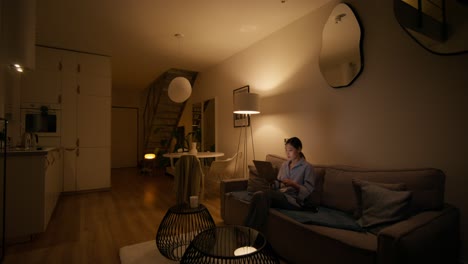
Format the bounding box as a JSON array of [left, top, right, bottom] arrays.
[[233, 93, 260, 178]]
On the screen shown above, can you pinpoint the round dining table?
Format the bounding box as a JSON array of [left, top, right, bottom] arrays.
[[163, 151, 225, 175]]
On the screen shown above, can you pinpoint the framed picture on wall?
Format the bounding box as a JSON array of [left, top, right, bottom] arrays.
[[233, 85, 250, 128]]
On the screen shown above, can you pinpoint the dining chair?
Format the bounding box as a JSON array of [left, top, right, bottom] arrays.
[[206, 152, 242, 182]]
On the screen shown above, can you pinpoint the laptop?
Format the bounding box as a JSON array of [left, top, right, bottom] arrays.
[[253, 160, 278, 183]]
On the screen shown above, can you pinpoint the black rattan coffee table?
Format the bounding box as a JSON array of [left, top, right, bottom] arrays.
[[156, 203, 215, 261], [180, 225, 279, 263]]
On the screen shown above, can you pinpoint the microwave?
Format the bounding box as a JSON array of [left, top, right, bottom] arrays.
[[20, 104, 61, 137]]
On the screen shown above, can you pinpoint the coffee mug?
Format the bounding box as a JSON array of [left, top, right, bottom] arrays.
[[190, 196, 199, 208]]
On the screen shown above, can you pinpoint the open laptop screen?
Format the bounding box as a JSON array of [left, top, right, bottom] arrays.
[[253, 160, 278, 183]]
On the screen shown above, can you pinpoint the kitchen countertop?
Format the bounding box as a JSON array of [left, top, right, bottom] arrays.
[[2, 146, 60, 157]]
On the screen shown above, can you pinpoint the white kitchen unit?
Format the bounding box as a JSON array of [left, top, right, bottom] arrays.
[[60, 49, 111, 192], [18, 46, 112, 192], [3, 148, 62, 241], [61, 50, 78, 191], [19, 46, 63, 148], [20, 46, 62, 105]]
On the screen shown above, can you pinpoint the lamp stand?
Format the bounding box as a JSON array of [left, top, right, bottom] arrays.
[[235, 114, 255, 178]]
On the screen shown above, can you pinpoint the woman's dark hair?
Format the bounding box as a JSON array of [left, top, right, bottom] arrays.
[[285, 137, 305, 159]]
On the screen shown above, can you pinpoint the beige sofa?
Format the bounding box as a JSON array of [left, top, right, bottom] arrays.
[[220, 154, 460, 264]]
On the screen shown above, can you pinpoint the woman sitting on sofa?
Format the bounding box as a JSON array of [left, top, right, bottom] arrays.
[[245, 137, 316, 229]]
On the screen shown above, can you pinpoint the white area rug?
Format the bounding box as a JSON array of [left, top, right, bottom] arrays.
[[120, 240, 289, 264], [119, 240, 178, 264]]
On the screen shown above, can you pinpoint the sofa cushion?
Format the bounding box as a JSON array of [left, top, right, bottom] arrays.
[[304, 166, 326, 206], [321, 167, 445, 215], [265, 154, 286, 169], [352, 179, 407, 219], [356, 183, 412, 228], [269, 209, 378, 253], [276, 206, 365, 232], [321, 168, 359, 214], [229, 190, 253, 202]]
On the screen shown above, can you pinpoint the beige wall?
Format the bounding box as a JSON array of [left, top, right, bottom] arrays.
[[191, 0, 468, 261], [112, 89, 140, 108]]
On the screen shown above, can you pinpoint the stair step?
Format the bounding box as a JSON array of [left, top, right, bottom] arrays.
[[143, 69, 198, 157]]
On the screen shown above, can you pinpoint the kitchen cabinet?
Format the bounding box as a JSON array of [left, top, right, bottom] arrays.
[[20, 46, 62, 105], [3, 148, 62, 241], [61, 50, 111, 192], [44, 149, 63, 225], [18, 46, 111, 192], [61, 51, 77, 191]]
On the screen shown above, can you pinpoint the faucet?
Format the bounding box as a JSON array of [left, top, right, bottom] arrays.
[[22, 132, 39, 150], [31, 133, 38, 148], [23, 132, 31, 149]]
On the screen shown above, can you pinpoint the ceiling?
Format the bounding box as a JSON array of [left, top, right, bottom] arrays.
[[36, 0, 332, 91]]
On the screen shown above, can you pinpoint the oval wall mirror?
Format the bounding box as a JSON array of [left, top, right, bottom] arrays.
[[394, 0, 468, 55], [319, 3, 363, 88]]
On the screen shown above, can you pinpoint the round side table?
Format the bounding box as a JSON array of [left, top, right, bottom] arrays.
[[156, 203, 215, 261], [181, 225, 279, 263]]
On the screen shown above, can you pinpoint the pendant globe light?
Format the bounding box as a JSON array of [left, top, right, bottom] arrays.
[[168, 76, 191, 103], [168, 33, 192, 103]]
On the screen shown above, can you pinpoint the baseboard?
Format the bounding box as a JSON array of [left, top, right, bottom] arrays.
[[61, 187, 111, 196]]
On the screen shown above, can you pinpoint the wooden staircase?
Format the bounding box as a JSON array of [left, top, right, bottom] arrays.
[[143, 69, 197, 159]]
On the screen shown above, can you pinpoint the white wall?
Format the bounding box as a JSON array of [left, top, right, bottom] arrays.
[[192, 0, 468, 261]]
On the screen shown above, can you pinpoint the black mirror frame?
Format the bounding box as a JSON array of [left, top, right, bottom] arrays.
[[319, 3, 365, 89], [393, 0, 468, 56]]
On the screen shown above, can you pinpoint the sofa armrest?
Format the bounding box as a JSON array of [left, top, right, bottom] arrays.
[[221, 178, 248, 193], [377, 204, 460, 264], [220, 178, 248, 220]]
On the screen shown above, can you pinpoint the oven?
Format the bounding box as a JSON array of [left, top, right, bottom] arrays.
[[20, 103, 61, 137]]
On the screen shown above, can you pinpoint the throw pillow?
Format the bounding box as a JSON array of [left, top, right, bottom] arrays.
[[352, 179, 407, 219], [247, 164, 278, 192], [356, 183, 412, 228], [301, 166, 326, 208]]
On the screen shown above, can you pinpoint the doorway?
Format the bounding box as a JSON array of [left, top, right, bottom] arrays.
[[111, 107, 138, 168], [202, 98, 216, 152]]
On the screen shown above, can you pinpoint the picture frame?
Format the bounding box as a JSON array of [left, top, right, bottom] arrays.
[[233, 85, 250, 128]]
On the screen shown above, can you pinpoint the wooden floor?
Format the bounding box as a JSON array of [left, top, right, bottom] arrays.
[[4, 167, 224, 264]]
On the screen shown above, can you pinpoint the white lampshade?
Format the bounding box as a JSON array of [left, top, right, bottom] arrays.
[[233, 93, 260, 114], [168, 77, 192, 103]]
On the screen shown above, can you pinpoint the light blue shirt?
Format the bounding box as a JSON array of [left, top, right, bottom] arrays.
[[277, 158, 315, 207]]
